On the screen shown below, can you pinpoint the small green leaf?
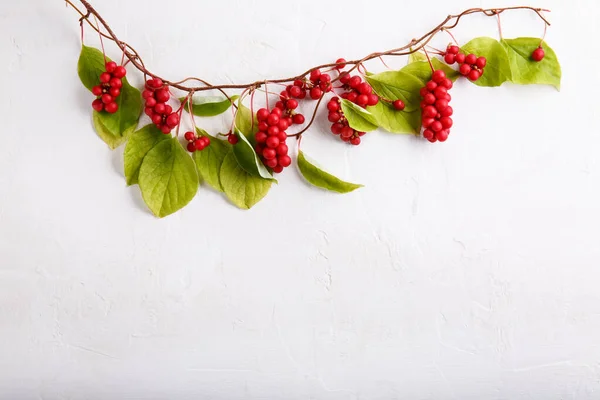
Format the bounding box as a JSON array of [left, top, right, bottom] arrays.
[[232, 130, 275, 181], [340, 99, 379, 132], [95, 79, 142, 138], [123, 124, 169, 185], [138, 138, 199, 218], [365, 71, 424, 111], [92, 112, 131, 149], [181, 95, 240, 117], [501, 38, 561, 90], [408, 52, 427, 63], [297, 151, 363, 194], [220, 151, 271, 209], [77, 45, 107, 91], [401, 58, 460, 84], [235, 102, 258, 138], [367, 102, 421, 134], [193, 130, 231, 191], [461, 37, 512, 87]]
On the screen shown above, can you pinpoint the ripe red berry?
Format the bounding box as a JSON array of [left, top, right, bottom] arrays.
[[105, 61, 117, 73], [436, 130, 449, 142], [289, 86, 303, 98], [468, 69, 481, 81], [356, 94, 369, 107], [194, 138, 206, 151], [309, 87, 323, 100], [423, 105, 437, 118], [164, 105, 173, 115], [293, 114, 305, 125], [255, 131, 268, 143], [432, 70, 446, 83], [105, 102, 118, 113], [367, 94, 379, 106], [142, 90, 153, 99], [434, 87, 447, 98], [267, 113, 280, 126], [440, 78, 453, 89], [349, 76, 362, 88], [278, 131, 287, 142], [155, 89, 170, 103], [228, 134, 239, 145], [431, 121, 443, 132], [109, 77, 122, 88], [152, 114, 163, 125], [424, 93, 436, 105], [272, 165, 284, 173], [335, 58, 347, 70], [147, 78, 163, 89], [166, 113, 180, 128], [422, 117, 434, 128], [286, 99, 298, 110], [276, 143, 288, 156], [309, 69, 321, 81], [435, 99, 449, 110], [266, 136, 280, 148], [277, 119, 290, 131], [267, 126, 280, 136], [532, 47, 545, 62], [92, 85, 103, 96], [264, 157, 278, 168], [455, 53, 466, 64], [448, 45, 460, 55], [444, 53, 456, 64], [263, 148, 277, 160], [350, 137, 361, 146], [109, 87, 121, 97], [331, 123, 344, 135], [92, 99, 104, 112], [145, 97, 157, 108], [99, 72, 111, 84], [327, 100, 340, 112], [160, 125, 171, 134], [465, 54, 477, 65], [459, 63, 472, 76], [392, 99, 405, 110], [278, 155, 292, 167], [476, 57, 487, 68], [271, 107, 283, 116], [187, 142, 196, 152], [340, 127, 354, 139], [339, 72, 351, 85], [423, 129, 434, 140], [440, 106, 453, 117], [258, 122, 269, 132], [256, 109, 269, 122], [440, 117, 453, 129], [184, 131, 195, 141], [101, 94, 113, 104], [346, 92, 358, 103], [113, 66, 127, 78], [357, 82, 372, 95], [328, 112, 341, 123]]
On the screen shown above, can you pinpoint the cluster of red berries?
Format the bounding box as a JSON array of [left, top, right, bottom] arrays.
[[327, 97, 365, 145], [338, 73, 379, 108], [142, 78, 180, 134], [184, 131, 211, 153], [444, 45, 486, 82], [307, 69, 333, 100], [419, 70, 454, 143], [274, 93, 306, 126], [91, 61, 127, 114], [254, 107, 292, 173]]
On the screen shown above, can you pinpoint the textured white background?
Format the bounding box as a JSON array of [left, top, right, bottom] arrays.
[[1, 0, 600, 398]]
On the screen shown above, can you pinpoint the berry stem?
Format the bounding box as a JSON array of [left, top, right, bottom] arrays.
[[423, 48, 435, 72], [497, 13, 503, 39]]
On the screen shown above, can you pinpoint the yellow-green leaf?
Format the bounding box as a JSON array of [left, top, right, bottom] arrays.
[[181, 95, 240, 117], [92, 112, 131, 150], [340, 99, 378, 132], [501, 38, 561, 90], [220, 151, 271, 209], [297, 151, 362, 193], [193, 130, 231, 191], [402, 57, 460, 84], [123, 124, 169, 185], [367, 102, 421, 134], [77, 45, 107, 91], [365, 71, 424, 112]]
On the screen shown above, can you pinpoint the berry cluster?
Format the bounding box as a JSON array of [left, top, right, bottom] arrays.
[[142, 78, 180, 134], [444, 45, 486, 82], [184, 131, 211, 153], [327, 97, 365, 145], [307, 69, 333, 100], [275, 92, 306, 127], [91, 61, 127, 114], [338, 73, 379, 108], [419, 70, 454, 143], [254, 107, 292, 173]]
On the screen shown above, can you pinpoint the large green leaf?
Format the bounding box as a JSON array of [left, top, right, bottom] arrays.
[[138, 138, 199, 218], [501, 38, 561, 90], [297, 151, 362, 193], [365, 71, 424, 112], [77, 45, 108, 91], [220, 151, 271, 209], [181, 95, 240, 117], [401, 57, 460, 84], [123, 124, 169, 185], [94, 79, 142, 138], [340, 99, 379, 132], [461, 37, 512, 87], [232, 130, 275, 180], [92, 112, 131, 149], [367, 102, 421, 134], [193, 129, 231, 191]]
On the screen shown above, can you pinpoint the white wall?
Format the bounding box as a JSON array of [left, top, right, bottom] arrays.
[[1, 0, 600, 398]]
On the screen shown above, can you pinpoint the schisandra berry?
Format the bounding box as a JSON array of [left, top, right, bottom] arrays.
[[443, 44, 486, 82], [420, 70, 453, 143], [392, 99, 405, 110], [91, 61, 127, 113], [338, 74, 378, 109], [335, 58, 347, 70], [228, 133, 239, 145], [254, 108, 292, 173], [532, 47, 545, 62], [105, 102, 118, 114], [143, 79, 178, 134], [326, 96, 364, 145], [184, 131, 195, 142]]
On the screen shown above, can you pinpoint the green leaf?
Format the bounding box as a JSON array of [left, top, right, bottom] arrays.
[[367, 102, 421, 134], [123, 124, 170, 185], [297, 151, 363, 193], [365, 71, 424, 112], [94, 79, 142, 138], [232, 129, 275, 181], [461, 37, 512, 87], [77, 45, 108, 91], [235, 102, 258, 138], [181, 95, 240, 117], [220, 151, 271, 209], [138, 138, 199, 218], [408, 52, 427, 63], [501, 38, 561, 90], [401, 58, 460, 84], [193, 130, 231, 191], [92, 112, 131, 149], [340, 99, 379, 132]]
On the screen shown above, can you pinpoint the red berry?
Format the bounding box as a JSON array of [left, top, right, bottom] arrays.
[[459, 63, 472, 76], [331, 123, 344, 135], [145, 97, 157, 107], [431, 121, 443, 132], [339, 72, 351, 84], [309, 69, 321, 81], [278, 155, 292, 167], [267, 126, 280, 136], [468, 70, 481, 81], [194, 138, 206, 151], [425, 81, 437, 91], [293, 114, 305, 125], [532, 47, 545, 62], [392, 99, 405, 110], [164, 105, 173, 115], [426, 136, 437, 143], [357, 82, 372, 95], [258, 121, 269, 132], [155, 89, 170, 103], [228, 134, 239, 145], [278, 131, 287, 142], [346, 92, 358, 103], [279, 90, 290, 101], [101, 94, 113, 104], [424, 93, 436, 105], [476, 57, 487, 68], [349, 76, 362, 88], [455, 53, 466, 64], [184, 131, 195, 141], [440, 106, 453, 117], [271, 107, 283, 116], [113, 66, 127, 78], [105, 61, 117, 73], [92, 99, 104, 112], [356, 94, 369, 107], [423, 106, 437, 118], [286, 99, 298, 110], [263, 148, 277, 160], [434, 87, 448, 99], [294, 79, 304, 88], [422, 117, 435, 128], [152, 114, 163, 125], [166, 113, 180, 128], [187, 142, 196, 152], [267, 113, 280, 126], [109, 87, 121, 97], [328, 112, 341, 123], [109, 77, 122, 88], [142, 90, 153, 99], [92, 85, 103, 96], [289, 86, 303, 98], [448, 45, 460, 55], [435, 99, 449, 110], [440, 117, 453, 129], [465, 54, 477, 65], [432, 70, 446, 83], [357, 131, 366, 136], [327, 100, 340, 112], [277, 119, 290, 131], [437, 130, 449, 142], [265, 157, 278, 168], [335, 58, 347, 70], [276, 143, 288, 156], [255, 132, 268, 143], [266, 136, 280, 148], [423, 129, 434, 140], [440, 78, 453, 89], [444, 53, 456, 64], [340, 127, 354, 139], [309, 87, 323, 100], [350, 137, 361, 146], [367, 94, 379, 106], [272, 165, 284, 173], [105, 102, 118, 113], [99, 72, 111, 84], [420, 87, 430, 97]]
